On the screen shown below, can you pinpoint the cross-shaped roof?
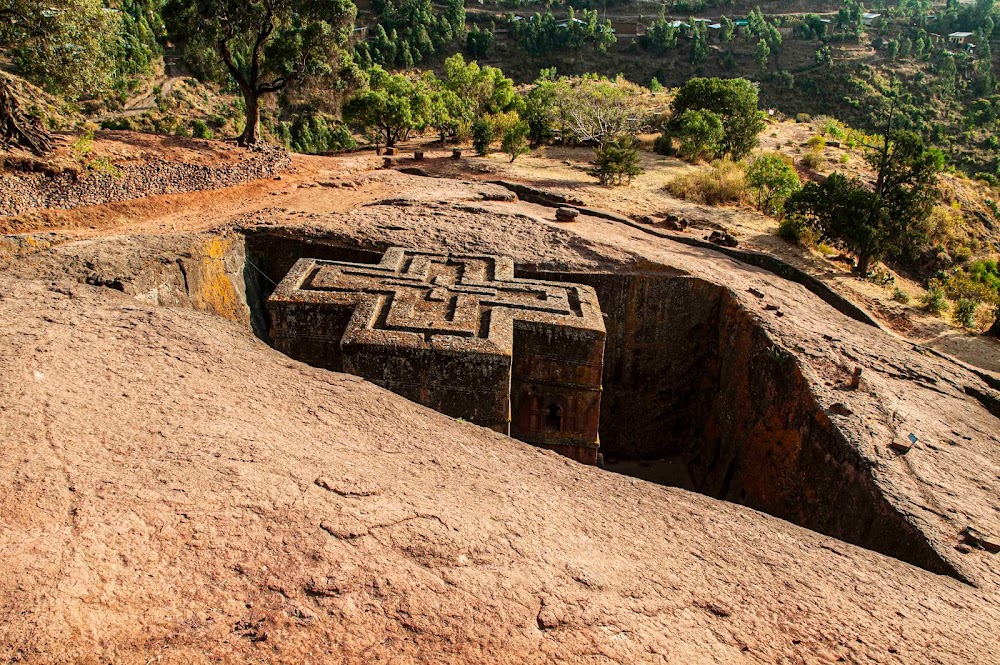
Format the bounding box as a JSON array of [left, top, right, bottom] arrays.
[[268, 247, 605, 356]]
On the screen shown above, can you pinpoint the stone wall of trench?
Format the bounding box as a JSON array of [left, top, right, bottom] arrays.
[[235, 233, 955, 577], [526, 269, 957, 578]]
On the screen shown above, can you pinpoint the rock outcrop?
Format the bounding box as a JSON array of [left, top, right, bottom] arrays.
[[2, 276, 999, 664]]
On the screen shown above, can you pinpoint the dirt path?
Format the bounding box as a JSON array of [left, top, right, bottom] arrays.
[[102, 51, 188, 120]]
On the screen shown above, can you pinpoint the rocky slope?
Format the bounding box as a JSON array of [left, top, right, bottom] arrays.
[[2, 154, 1000, 662], [2, 276, 999, 664]]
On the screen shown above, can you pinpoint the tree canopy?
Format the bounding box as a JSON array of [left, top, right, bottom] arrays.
[[342, 66, 431, 148], [786, 125, 944, 275], [669, 78, 766, 160], [745, 153, 800, 215], [163, 0, 355, 145], [0, 0, 122, 99]]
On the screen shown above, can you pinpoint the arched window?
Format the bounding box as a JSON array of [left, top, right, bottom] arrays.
[[544, 403, 563, 432]]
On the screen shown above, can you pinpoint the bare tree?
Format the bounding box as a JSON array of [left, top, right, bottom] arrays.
[[558, 78, 643, 147]]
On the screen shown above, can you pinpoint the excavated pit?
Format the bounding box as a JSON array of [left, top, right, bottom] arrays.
[[242, 230, 958, 579]]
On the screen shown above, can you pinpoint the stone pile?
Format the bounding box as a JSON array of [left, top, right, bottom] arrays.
[[0, 145, 290, 218]]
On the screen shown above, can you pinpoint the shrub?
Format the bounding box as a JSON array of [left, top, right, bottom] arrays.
[[795, 113, 812, 123], [588, 135, 643, 186], [665, 159, 746, 205], [892, 288, 911, 304], [953, 246, 972, 263], [801, 150, 824, 170], [745, 152, 800, 216], [653, 132, 673, 156], [922, 287, 948, 315], [649, 78, 664, 93], [70, 130, 95, 162], [190, 119, 214, 140], [806, 134, 826, 150], [472, 117, 494, 156], [87, 156, 122, 178], [954, 298, 978, 328], [777, 216, 806, 242], [502, 121, 530, 163]]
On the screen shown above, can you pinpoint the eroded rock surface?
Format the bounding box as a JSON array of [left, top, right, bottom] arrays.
[[2, 162, 1000, 662], [2, 277, 999, 664]]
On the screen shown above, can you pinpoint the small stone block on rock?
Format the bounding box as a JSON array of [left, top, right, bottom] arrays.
[[889, 432, 917, 453], [708, 230, 738, 247], [383, 157, 394, 169], [385, 147, 398, 156], [452, 149, 462, 159], [414, 150, 424, 161], [850, 366, 863, 390], [556, 207, 580, 222]]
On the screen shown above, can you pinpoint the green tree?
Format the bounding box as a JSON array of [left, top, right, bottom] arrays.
[[523, 71, 559, 145], [675, 109, 724, 161], [164, 0, 355, 145], [502, 121, 530, 162], [885, 38, 900, 60], [342, 66, 430, 148], [669, 77, 766, 159], [754, 38, 771, 72], [472, 117, 493, 155], [588, 135, 643, 185], [745, 153, 800, 215], [786, 110, 944, 275], [466, 24, 494, 57], [1, 0, 121, 99], [440, 54, 520, 118], [691, 23, 709, 64], [719, 15, 735, 42]]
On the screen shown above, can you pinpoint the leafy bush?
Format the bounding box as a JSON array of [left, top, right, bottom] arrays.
[[674, 109, 725, 162], [472, 117, 494, 155], [271, 112, 356, 154], [954, 298, 978, 328], [502, 121, 530, 163], [892, 288, 911, 304], [921, 287, 949, 315], [801, 150, 824, 170], [665, 159, 746, 205], [653, 132, 673, 156], [777, 217, 809, 243], [745, 152, 800, 216], [190, 119, 213, 140], [70, 130, 95, 162], [807, 134, 826, 150], [589, 135, 643, 186]]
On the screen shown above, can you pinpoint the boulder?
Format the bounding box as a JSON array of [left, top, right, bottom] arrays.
[[556, 207, 580, 222]]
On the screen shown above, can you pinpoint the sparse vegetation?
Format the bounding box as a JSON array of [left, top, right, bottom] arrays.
[[589, 135, 642, 186], [745, 153, 800, 217], [665, 159, 746, 205]]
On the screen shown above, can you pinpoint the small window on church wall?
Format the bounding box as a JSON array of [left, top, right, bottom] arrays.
[[544, 403, 563, 432]]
